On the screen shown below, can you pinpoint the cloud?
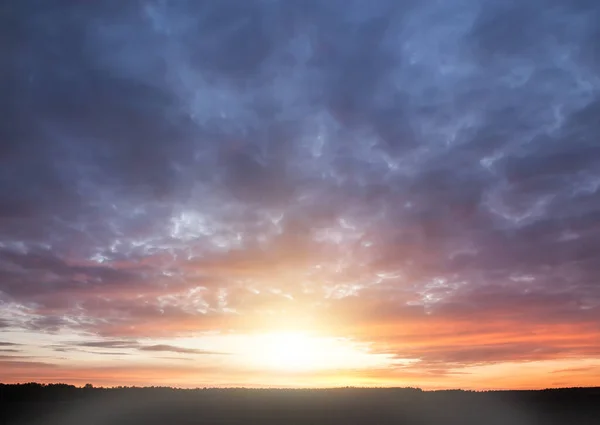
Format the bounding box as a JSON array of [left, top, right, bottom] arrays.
[[2, 0, 600, 385], [55, 340, 225, 357], [551, 366, 600, 374], [0, 360, 59, 369], [76, 340, 139, 349], [138, 345, 226, 355]]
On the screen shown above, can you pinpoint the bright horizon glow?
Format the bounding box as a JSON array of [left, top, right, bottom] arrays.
[[243, 331, 396, 372], [3, 328, 600, 389]]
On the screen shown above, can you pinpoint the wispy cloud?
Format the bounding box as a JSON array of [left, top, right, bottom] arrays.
[[139, 345, 227, 355]]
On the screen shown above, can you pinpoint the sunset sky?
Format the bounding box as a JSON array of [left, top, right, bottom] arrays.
[[2, 0, 600, 390]]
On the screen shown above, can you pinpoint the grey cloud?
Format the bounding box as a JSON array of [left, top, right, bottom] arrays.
[[0, 359, 59, 369], [65, 341, 223, 356], [0, 355, 27, 360], [139, 345, 226, 355], [76, 340, 139, 349], [50, 342, 137, 355]]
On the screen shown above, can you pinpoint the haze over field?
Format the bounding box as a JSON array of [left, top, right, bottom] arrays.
[[2, 0, 600, 389]]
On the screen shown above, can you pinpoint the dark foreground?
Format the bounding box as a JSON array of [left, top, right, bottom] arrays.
[[2, 384, 600, 425]]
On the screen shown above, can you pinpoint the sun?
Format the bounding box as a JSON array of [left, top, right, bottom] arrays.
[[259, 332, 321, 371], [245, 331, 392, 373]]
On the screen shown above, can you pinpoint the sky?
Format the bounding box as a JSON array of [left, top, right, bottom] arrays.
[[1, 0, 600, 390]]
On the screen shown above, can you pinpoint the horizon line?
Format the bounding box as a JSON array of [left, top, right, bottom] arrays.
[[2, 382, 599, 393]]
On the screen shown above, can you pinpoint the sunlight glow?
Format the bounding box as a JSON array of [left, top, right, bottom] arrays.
[[245, 332, 393, 372]]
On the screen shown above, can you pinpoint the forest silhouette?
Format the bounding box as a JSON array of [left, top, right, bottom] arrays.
[[2, 383, 600, 425]]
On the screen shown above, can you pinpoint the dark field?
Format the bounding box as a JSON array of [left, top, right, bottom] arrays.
[[2, 384, 600, 425]]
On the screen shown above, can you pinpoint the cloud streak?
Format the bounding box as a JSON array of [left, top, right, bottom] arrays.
[[139, 345, 226, 355]]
